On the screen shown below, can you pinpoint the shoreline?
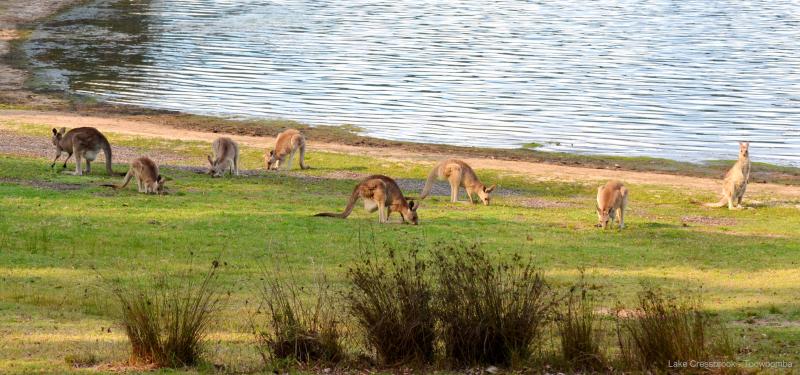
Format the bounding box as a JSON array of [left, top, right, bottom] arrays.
[[4, 109, 800, 201], [1, 0, 799, 187]]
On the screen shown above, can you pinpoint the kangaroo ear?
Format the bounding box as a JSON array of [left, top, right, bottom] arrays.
[[269, 150, 274, 156], [408, 200, 416, 210], [52, 128, 58, 135], [485, 184, 496, 193], [59, 127, 66, 134]]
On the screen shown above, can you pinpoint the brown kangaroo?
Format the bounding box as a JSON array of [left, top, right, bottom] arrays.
[[51, 127, 114, 175], [265, 129, 308, 170], [596, 180, 628, 229], [102, 157, 167, 194], [419, 159, 496, 205], [315, 175, 419, 224]]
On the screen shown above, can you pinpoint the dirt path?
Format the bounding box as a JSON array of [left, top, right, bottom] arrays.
[[3, 109, 800, 200]]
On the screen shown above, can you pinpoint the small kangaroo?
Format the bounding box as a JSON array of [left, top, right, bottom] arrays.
[[102, 157, 167, 194], [265, 129, 308, 170], [207, 137, 239, 177], [315, 175, 419, 224], [51, 127, 114, 176], [419, 159, 496, 205], [596, 180, 628, 229], [703, 142, 751, 210]]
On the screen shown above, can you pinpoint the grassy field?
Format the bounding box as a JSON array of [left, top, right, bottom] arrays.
[[1, 125, 799, 373]]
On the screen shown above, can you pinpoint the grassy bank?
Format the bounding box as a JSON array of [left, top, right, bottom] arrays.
[[54, 106, 800, 186], [0, 124, 799, 373]]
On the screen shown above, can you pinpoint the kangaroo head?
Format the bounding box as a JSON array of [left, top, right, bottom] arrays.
[[51, 128, 66, 147], [207, 155, 225, 177], [402, 200, 419, 225], [596, 205, 612, 229], [478, 184, 496, 205], [739, 142, 750, 159], [265, 150, 278, 170], [154, 174, 168, 194]]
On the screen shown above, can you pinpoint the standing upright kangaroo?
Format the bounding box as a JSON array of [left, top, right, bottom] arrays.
[[704, 142, 751, 210], [51, 127, 114, 176]]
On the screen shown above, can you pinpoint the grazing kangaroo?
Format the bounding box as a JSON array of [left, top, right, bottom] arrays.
[[265, 129, 308, 170], [419, 159, 496, 205], [315, 175, 419, 224], [50, 127, 114, 176], [102, 157, 167, 194], [703, 142, 751, 210], [207, 137, 239, 177], [596, 180, 628, 229]]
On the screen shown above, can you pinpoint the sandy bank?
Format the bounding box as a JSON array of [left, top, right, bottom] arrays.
[[2, 109, 800, 201]]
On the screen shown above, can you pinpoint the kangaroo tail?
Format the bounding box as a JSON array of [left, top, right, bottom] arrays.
[[690, 196, 727, 207], [100, 135, 114, 175], [419, 163, 440, 200], [315, 183, 362, 218], [102, 169, 134, 190], [703, 197, 728, 207]]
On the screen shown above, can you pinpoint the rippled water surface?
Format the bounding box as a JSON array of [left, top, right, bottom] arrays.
[[26, 0, 800, 165]]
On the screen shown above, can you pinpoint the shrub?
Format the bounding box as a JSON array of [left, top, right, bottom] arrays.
[[345, 245, 435, 366], [108, 261, 222, 367], [253, 269, 343, 365], [555, 286, 607, 372], [616, 288, 735, 371], [433, 244, 553, 367]]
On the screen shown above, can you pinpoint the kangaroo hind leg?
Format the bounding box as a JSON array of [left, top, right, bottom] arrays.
[[448, 174, 461, 203]]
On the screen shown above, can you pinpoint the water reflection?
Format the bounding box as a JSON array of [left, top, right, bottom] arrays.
[[25, 0, 800, 166]]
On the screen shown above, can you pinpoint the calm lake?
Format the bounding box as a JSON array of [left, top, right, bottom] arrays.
[[25, 0, 800, 166]]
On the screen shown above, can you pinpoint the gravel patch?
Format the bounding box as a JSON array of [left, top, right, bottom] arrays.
[[681, 215, 737, 226], [0, 177, 83, 190], [515, 197, 579, 209], [0, 128, 194, 166]]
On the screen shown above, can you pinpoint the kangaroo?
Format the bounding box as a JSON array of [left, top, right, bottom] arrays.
[[596, 180, 628, 229], [703, 142, 751, 210], [265, 129, 308, 170], [50, 127, 114, 176], [102, 157, 167, 194], [207, 137, 239, 177], [315, 175, 419, 224], [419, 159, 496, 205]]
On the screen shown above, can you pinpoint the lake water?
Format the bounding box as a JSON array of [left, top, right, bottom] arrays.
[[25, 0, 800, 166]]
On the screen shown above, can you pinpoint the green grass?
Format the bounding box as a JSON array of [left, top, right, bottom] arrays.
[[1, 131, 799, 373]]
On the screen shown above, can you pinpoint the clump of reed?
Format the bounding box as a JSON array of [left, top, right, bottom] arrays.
[[432, 244, 553, 367], [554, 284, 607, 372], [253, 269, 343, 366], [108, 260, 222, 368], [345, 245, 436, 366], [616, 288, 735, 371]]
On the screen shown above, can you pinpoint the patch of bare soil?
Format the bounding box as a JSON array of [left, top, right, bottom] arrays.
[[734, 317, 800, 328], [681, 215, 738, 226], [0, 128, 195, 166], [2, 111, 800, 201], [0, 176, 82, 190], [319, 170, 370, 181], [515, 197, 579, 209]]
